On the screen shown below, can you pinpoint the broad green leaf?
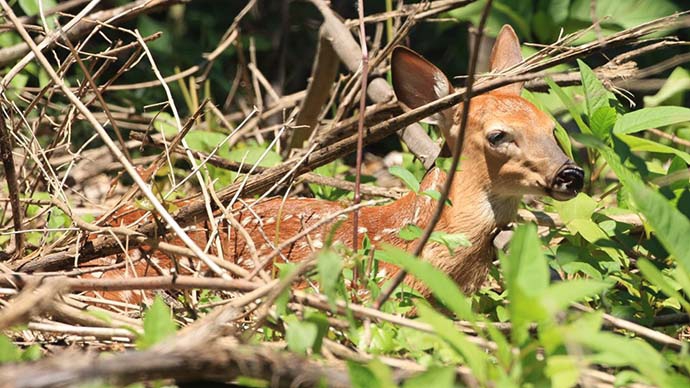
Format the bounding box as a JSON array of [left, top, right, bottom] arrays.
[[541, 279, 610, 315], [523, 89, 574, 159], [402, 367, 455, 388], [317, 249, 342, 305], [389, 166, 420, 192], [618, 134, 690, 164], [502, 224, 549, 297], [638, 259, 690, 312], [18, 0, 57, 17], [0, 334, 21, 364], [588, 136, 690, 275], [284, 315, 318, 355], [500, 224, 548, 344], [275, 262, 297, 316], [348, 359, 396, 388], [137, 296, 177, 349], [227, 145, 282, 168], [398, 224, 422, 241], [578, 59, 612, 118], [644, 67, 690, 107], [546, 355, 581, 388], [613, 106, 690, 135], [348, 361, 378, 388], [153, 112, 178, 137], [569, 0, 679, 32], [545, 77, 591, 135], [590, 106, 617, 139], [417, 303, 489, 384], [376, 245, 474, 321], [429, 231, 471, 255], [554, 193, 598, 223], [628, 180, 690, 275]]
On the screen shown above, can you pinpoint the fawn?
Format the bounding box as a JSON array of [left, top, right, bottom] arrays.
[[88, 25, 583, 304]]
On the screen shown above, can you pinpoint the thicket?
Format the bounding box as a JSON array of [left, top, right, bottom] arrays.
[[1, 1, 690, 387]]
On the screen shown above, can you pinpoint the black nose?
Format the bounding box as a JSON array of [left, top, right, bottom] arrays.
[[553, 165, 584, 193]]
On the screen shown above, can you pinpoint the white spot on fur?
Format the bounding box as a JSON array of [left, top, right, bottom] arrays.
[[373, 235, 382, 241], [358, 227, 368, 234], [312, 240, 323, 249], [265, 217, 276, 225], [382, 228, 399, 235]]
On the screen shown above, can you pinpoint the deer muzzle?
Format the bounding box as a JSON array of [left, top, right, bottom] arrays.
[[550, 163, 584, 200]]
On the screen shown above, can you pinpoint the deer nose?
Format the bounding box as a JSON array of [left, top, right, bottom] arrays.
[[551, 164, 585, 196], [550, 164, 584, 200]]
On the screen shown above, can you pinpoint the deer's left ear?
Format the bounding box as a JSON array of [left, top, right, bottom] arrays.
[[489, 25, 523, 96]]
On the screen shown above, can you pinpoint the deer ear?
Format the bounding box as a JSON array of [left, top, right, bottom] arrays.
[[489, 25, 523, 96], [392, 46, 452, 110]]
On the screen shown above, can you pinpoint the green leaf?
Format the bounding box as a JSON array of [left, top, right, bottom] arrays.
[[348, 359, 396, 388], [629, 183, 690, 275], [152, 112, 178, 137], [590, 106, 617, 139], [398, 224, 422, 241], [389, 166, 420, 192], [578, 59, 612, 118], [402, 367, 455, 388], [638, 259, 690, 312], [376, 245, 474, 321], [227, 145, 282, 168], [317, 249, 343, 305], [285, 315, 318, 355], [617, 134, 690, 164], [0, 334, 21, 364], [18, 0, 57, 17], [417, 303, 489, 384], [546, 355, 581, 388], [613, 106, 690, 135], [644, 67, 690, 107], [136, 296, 177, 349], [541, 279, 610, 315], [500, 224, 549, 343], [545, 77, 591, 135], [429, 231, 471, 255]]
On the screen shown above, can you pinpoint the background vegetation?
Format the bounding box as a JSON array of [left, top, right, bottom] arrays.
[[1, 0, 690, 387]]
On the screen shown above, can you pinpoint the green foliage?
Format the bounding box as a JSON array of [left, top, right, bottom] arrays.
[[136, 296, 178, 349]]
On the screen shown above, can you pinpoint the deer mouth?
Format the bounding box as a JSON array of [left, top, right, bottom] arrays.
[[549, 164, 584, 201]]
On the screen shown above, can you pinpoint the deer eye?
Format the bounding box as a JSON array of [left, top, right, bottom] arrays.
[[487, 130, 510, 146]]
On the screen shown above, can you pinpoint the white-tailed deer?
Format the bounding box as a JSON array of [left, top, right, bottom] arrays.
[[87, 25, 583, 304]]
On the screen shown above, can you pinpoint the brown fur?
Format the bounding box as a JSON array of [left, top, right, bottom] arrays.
[[84, 25, 579, 305]]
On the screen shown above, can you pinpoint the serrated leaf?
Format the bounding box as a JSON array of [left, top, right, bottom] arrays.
[[590, 106, 617, 139], [389, 166, 420, 192], [429, 231, 471, 255], [398, 224, 423, 241], [613, 106, 690, 135], [578, 59, 612, 118], [137, 296, 177, 349]]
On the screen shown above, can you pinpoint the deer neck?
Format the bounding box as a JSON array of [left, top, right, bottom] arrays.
[[443, 163, 522, 236]]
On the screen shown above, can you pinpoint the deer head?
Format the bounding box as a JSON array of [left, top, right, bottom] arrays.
[[391, 25, 584, 203]]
